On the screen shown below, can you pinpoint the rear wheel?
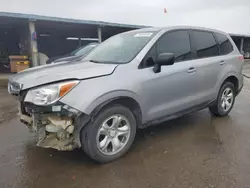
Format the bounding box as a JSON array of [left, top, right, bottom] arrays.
[[209, 82, 235, 116], [81, 105, 136, 163]]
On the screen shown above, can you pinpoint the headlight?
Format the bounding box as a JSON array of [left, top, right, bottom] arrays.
[[25, 80, 79, 105]]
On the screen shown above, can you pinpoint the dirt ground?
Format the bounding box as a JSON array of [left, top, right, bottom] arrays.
[[0, 63, 250, 188]]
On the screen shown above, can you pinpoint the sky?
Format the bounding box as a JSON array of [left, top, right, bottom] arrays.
[[1, 0, 250, 35]]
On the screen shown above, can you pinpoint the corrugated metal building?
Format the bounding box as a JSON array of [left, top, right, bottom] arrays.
[[0, 12, 249, 73]]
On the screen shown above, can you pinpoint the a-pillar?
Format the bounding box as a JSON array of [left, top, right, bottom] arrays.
[[240, 37, 244, 54], [97, 26, 102, 43], [28, 21, 39, 67]]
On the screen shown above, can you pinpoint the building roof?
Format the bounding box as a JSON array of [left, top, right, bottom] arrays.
[[0, 11, 148, 29], [1, 12, 250, 38]]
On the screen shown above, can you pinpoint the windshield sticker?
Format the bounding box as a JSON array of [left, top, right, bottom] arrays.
[[134, 33, 153, 37]]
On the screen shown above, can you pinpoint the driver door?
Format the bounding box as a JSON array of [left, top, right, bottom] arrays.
[[139, 30, 201, 123]]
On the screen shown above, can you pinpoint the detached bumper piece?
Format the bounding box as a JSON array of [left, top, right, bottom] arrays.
[[20, 103, 82, 151]]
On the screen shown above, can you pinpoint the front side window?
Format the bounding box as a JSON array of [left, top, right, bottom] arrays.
[[157, 30, 191, 62], [192, 31, 219, 58], [84, 30, 156, 64], [214, 33, 233, 55]]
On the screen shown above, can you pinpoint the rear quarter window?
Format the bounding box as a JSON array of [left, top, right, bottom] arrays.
[[214, 33, 234, 55]]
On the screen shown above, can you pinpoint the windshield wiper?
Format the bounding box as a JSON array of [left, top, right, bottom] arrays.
[[89, 60, 101, 63], [89, 60, 120, 64]]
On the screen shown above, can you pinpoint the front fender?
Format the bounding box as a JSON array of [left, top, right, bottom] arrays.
[[82, 90, 143, 115], [60, 76, 144, 116]]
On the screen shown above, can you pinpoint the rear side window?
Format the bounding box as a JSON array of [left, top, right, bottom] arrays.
[[214, 33, 233, 55], [157, 30, 191, 62], [192, 31, 219, 58]]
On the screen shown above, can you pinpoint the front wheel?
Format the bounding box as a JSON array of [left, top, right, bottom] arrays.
[[81, 105, 136, 163], [209, 82, 236, 116]]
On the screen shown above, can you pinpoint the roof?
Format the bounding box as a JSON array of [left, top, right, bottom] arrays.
[[0, 11, 148, 29], [149, 26, 250, 38], [134, 25, 230, 36], [125, 27, 162, 33], [229, 33, 250, 38]]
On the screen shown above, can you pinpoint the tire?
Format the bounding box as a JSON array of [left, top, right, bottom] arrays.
[[81, 104, 137, 163], [209, 82, 236, 116]]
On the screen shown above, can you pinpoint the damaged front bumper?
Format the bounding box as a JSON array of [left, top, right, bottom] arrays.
[[19, 102, 86, 151]]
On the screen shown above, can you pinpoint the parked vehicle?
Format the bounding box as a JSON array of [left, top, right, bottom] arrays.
[[46, 43, 98, 64], [244, 52, 250, 59], [8, 26, 244, 163]]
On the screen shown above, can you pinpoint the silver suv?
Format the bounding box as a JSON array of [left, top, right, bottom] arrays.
[[8, 26, 244, 163]]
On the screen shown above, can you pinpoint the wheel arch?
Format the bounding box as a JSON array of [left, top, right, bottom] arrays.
[[217, 72, 240, 96], [222, 75, 239, 91], [83, 91, 143, 128], [90, 96, 142, 128]]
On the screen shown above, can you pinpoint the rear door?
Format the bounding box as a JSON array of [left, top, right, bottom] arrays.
[[214, 32, 237, 87], [190, 30, 221, 102]]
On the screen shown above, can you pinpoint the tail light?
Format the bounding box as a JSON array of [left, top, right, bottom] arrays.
[[238, 55, 244, 72], [238, 55, 244, 62]]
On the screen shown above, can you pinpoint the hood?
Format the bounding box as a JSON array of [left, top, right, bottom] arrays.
[[9, 60, 118, 90]]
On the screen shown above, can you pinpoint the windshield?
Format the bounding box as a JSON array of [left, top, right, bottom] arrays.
[[84, 30, 156, 64], [70, 44, 97, 56], [70, 47, 81, 56], [75, 44, 97, 56]]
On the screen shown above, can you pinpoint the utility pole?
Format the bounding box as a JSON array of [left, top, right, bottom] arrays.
[[28, 20, 39, 67], [97, 26, 102, 43], [240, 38, 244, 54]]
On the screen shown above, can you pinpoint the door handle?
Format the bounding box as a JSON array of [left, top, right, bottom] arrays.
[[220, 60, 226, 65], [187, 67, 196, 74]]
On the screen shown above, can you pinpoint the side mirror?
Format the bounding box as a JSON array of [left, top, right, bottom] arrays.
[[153, 53, 175, 73]]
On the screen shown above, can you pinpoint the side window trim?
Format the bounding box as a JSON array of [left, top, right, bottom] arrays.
[[212, 32, 222, 55], [213, 32, 220, 55], [189, 30, 198, 59], [138, 29, 192, 69]]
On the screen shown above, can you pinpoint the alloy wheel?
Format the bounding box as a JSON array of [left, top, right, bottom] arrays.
[[221, 87, 234, 112], [96, 115, 131, 155]]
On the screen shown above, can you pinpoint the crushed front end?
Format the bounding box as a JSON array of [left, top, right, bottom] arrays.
[[20, 102, 82, 151], [8, 80, 86, 151]]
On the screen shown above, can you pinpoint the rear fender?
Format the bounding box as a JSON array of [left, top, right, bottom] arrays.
[[216, 71, 241, 96]]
